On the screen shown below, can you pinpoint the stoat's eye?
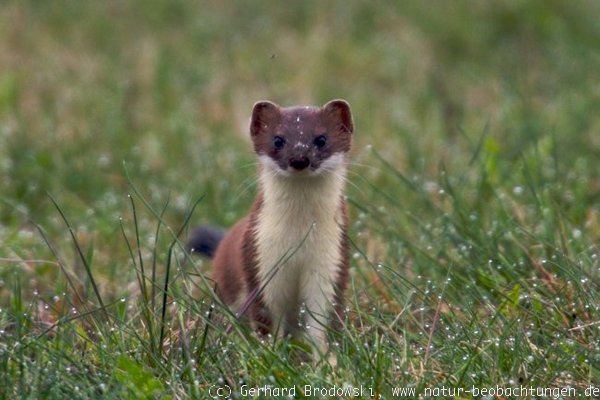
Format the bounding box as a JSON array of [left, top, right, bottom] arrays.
[[273, 136, 285, 149], [314, 135, 327, 149]]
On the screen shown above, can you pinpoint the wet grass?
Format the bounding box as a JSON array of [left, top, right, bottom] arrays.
[[0, 0, 599, 398]]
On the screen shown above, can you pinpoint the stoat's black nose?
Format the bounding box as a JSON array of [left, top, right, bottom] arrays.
[[289, 157, 310, 170]]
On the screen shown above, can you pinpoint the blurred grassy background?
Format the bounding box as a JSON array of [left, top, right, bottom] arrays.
[[0, 0, 599, 398], [1, 0, 597, 223]]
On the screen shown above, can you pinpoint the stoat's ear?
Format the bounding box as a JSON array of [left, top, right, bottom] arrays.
[[250, 101, 280, 137], [322, 99, 353, 134]]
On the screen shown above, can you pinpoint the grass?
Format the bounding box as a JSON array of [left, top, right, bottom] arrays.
[[0, 0, 599, 398]]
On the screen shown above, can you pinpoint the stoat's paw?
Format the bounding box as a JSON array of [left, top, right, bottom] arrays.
[[327, 352, 338, 368]]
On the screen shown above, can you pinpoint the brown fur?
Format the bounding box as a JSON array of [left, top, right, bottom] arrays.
[[250, 100, 353, 171], [211, 216, 248, 305]]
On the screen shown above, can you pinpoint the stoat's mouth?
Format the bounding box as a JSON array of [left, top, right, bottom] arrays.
[[288, 167, 320, 177], [259, 154, 347, 179], [274, 167, 321, 179]]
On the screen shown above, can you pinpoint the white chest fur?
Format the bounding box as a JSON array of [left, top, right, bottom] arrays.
[[254, 158, 346, 335]]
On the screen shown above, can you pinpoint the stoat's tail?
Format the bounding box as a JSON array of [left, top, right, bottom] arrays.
[[186, 225, 226, 258]]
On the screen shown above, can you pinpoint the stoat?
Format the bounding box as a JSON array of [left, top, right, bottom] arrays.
[[188, 100, 353, 359]]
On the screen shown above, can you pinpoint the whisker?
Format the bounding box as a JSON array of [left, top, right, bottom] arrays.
[[347, 161, 382, 172], [321, 166, 366, 196], [233, 161, 261, 172], [231, 175, 261, 203]]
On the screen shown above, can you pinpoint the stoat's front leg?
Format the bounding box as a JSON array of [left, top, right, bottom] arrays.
[[301, 270, 336, 363]]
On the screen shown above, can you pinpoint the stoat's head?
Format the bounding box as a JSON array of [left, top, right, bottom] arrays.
[[250, 100, 353, 177]]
